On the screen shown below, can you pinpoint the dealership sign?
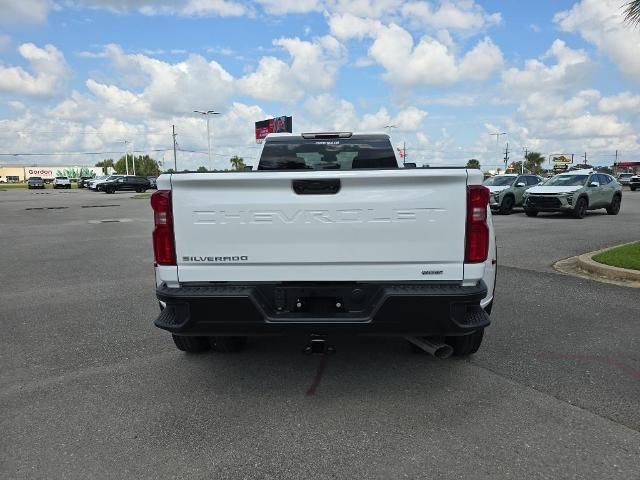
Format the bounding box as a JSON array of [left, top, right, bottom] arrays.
[[24, 166, 104, 180], [255, 116, 293, 141], [550, 154, 573, 164]]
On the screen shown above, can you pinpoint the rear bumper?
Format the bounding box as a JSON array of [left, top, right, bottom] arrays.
[[154, 281, 490, 336]]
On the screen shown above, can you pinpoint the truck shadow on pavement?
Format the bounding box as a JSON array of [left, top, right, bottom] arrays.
[[163, 336, 471, 399]]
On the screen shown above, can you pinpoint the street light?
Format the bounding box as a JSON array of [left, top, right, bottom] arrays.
[[194, 110, 221, 171]]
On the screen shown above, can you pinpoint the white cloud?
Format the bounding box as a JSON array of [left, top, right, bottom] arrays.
[[598, 92, 640, 113], [0, 43, 71, 97], [238, 36, 344, 101], [255, 0, 323, 15], [179, 0, 248, 16], [400, 0, 501, 31], [97, 44, 235, 114], [501, 40, 592, 97], [328, 13, 383, 41], [368, 24, 502, 86], [555, 0, 640, 83], [0, 0, 49, 24]]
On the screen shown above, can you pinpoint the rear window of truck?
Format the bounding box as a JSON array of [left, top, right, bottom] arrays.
[[258, 135, 398, 171]]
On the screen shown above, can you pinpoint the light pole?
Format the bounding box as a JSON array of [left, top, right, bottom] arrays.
[[489, 132, 507, 172], [123, 140, 130, 175], [194, 110, 220, 171]]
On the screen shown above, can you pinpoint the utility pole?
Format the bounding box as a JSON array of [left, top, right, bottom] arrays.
[[583, 152, 587, 166], [123, 140, 130, 175], [172, 125, 178, 171], [504, 143, 510, 171], [523, 147, 528, 174], [403, 140, 407, 165]]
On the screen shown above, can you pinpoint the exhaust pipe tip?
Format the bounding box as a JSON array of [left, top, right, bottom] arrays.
[[406, 336, 454, 359], [433, 344, 454, 359]]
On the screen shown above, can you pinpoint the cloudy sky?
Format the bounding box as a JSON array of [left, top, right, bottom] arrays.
[[0, 0, 639, 170]]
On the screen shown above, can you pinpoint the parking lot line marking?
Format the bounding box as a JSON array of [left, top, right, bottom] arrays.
[[305, 354, 329, 396]]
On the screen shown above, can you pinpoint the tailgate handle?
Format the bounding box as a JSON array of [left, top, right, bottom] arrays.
[[292, 179, 341, 195]]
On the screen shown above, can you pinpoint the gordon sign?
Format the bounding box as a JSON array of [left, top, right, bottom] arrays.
[[24, 166, 104, 180]]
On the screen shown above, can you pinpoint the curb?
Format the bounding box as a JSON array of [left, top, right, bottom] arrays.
[[576, 242, 640, 282]]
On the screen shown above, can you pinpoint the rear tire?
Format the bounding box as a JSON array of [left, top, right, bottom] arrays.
[[606, 195, 621, 215], [172, 334, 211, 353], [572, 197, 587, 219], [446, 329, 484, 356], [499, 195, 514, 215], [524, 208, 538, 217], [631, 186, 636, 191], [211, 336, 247, 353]]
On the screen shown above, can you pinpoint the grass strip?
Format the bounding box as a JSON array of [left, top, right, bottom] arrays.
[[592, 242, 640, 271]]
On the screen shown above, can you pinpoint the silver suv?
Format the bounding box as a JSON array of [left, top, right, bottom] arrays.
[[523, 169, 622, 219], [483, 174, 543, 214]]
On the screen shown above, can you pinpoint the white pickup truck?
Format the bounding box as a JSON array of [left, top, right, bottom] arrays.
[[151, 132, 496, 357]]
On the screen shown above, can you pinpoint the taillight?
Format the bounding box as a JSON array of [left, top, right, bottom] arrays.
[[151, 190, 176, 265], [465, 185, 490, 263]]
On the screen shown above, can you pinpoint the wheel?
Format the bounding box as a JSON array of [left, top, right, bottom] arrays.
[[499, 195, 514, 215], [572, 197, 587, 219], [211, 336, 247, 353], [524, 208, 538, 217], [606, 195, 621, 215], [172, 334, 211, 353], [630, 186, 636, 191], [446, 329, 484, 356]]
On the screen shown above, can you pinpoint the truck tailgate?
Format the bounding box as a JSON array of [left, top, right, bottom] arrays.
[[170, 169, 468, 282]]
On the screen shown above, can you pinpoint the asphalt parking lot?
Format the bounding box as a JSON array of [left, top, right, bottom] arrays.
[[1, 188, 639, 479]]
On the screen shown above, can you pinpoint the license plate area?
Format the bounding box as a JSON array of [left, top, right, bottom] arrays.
[[256, 283, 381, 319]]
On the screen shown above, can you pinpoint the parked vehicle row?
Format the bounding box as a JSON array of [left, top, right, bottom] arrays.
[[27, 177, 46, 189], [483, 169, 623, 219], [85, 175, 157, 193]]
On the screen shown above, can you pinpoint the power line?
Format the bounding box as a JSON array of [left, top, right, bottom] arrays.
[[0, 148, 168, 156]]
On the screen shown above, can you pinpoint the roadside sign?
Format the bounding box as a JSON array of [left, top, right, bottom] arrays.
[[550, 154, 573, 164]]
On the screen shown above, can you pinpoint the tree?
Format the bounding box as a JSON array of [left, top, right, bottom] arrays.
[[95, 159, 114, 174], [229, 156, 246, 171], [466, 159, 481, 169], [596, 165, 614, 175], [114, 155, 161, 176], [624, 0, 640, 25], [196, 166, 208, 173], [524, 151, 545, 174]]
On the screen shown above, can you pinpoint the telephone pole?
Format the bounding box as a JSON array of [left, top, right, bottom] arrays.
[[523, 147, 528, 174], [172, 125, 178, 171], [583, 152, 587, 166], [403, 140, 407, 165], [504, 143, 510, 170]]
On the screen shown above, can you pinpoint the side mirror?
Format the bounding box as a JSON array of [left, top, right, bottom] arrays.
[[516, 182, 526, 187], [403, 162, 417, 168], [589, 181, 599, 187]]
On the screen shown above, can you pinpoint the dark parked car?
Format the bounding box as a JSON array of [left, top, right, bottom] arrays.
[[102, 175, 151, 194], [630, 175, 640, 191], [146, 176, 158, 189], [77, 176, 94, 188], [27, 177, 45, 189]]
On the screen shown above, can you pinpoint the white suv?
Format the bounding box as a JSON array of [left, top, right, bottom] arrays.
[[53, 176, 71, 189]]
